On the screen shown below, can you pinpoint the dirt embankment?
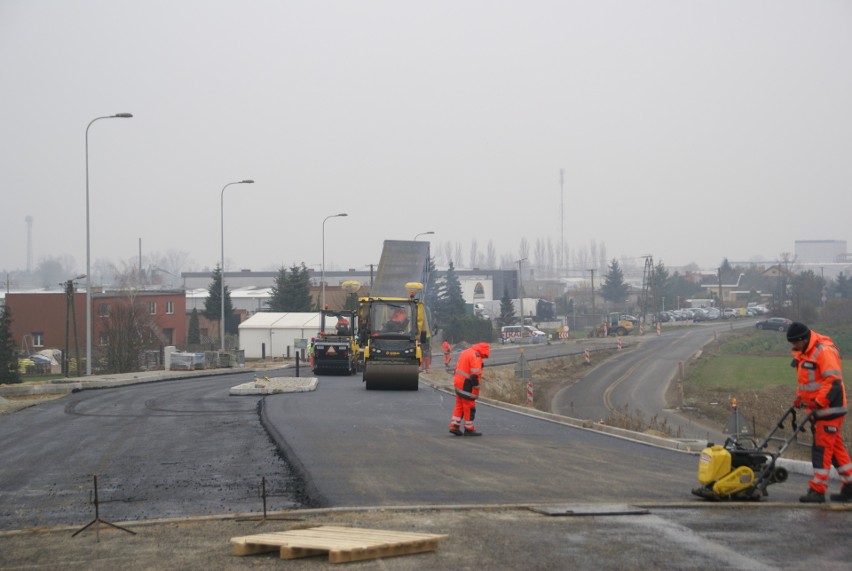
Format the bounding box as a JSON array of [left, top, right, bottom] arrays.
[[426, 348, 619, 414], [673, 336, 850, 462]]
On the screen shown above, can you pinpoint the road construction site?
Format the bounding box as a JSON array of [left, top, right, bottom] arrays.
[[2, 241, 850, 569], [2, 356, 851, 570]]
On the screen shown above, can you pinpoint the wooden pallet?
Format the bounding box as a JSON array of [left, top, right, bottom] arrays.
[[231, 525, 448, 563]]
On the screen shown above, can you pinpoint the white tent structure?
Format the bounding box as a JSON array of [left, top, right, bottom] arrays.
[[238, 312, 321, 359]]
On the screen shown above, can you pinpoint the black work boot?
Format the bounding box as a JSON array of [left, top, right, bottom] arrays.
[[799, 488, 825, 503], [449, 427, 463, 436], [829, 484, 852, 502], [464, 429, 482, 436]]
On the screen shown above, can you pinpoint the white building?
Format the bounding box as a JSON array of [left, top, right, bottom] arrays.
[[238, 312, 321, 359]]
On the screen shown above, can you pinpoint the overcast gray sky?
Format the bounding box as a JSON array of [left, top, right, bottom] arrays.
[[2, 0, 851, 278]]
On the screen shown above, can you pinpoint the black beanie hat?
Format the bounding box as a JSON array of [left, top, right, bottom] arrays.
[[786, 322, 810, 343]]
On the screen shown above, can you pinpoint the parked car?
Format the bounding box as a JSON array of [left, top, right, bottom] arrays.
[[755, 317, 792, 331], [703, 308, 721, 320]]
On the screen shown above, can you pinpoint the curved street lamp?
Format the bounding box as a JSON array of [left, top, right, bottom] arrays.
[[414, 231, 435, 241], [85, 113, 132, 376], [321, 213, 348, 309], [220, 179, 254, 351]]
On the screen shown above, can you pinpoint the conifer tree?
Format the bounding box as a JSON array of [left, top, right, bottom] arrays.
[[435, 261, 466, 326], [497, 287, 517, 328], [267, 266, 289, 312], [601, 259, 629, 305], [203, 266, 233, 332], [187, 308, 201, 345], [0, 306, 20, 384], [267, 263, 313, 311]]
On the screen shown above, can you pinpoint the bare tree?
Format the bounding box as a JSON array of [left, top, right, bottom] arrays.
[[453, 242, 464, 268], [440, 242, 453, 267], [99, 293, 163, 373], [485, 240, 497, 269], [469, 239, 480, 269], [533, 238, 546, 276], [546, 238, 555, 278]]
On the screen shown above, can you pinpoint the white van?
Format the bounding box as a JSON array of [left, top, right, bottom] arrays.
[[500, 325, 547, 344]]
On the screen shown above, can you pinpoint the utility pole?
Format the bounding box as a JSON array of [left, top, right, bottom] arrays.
[[366, 264, 375, 290], [560, 168, 564, 280], [589, 269, 596, 327], [718, 267, 724, 311], [640, 255, 656, 325], [63, 276, 84, 377]]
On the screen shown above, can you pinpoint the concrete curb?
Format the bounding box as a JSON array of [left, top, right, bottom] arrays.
[[418, 373, 822, 479], [230, 376, 318, 395], [0, 367, 252, 397]]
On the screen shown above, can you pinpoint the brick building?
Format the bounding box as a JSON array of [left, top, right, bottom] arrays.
[[4, 290, 187, 358]]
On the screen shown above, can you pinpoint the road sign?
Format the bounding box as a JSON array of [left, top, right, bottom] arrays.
[[514, 353, 531, 379]]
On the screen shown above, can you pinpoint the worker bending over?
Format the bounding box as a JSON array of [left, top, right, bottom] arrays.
[[449, 342, 490, 437]]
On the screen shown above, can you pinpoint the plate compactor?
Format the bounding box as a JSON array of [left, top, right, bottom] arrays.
[[692, 405, 815, 501]]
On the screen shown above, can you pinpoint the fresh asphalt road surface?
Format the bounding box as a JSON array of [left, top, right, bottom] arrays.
[[262, 370, 811, 507], [0, 371, 302, 531], [0, 349, 815, 527]]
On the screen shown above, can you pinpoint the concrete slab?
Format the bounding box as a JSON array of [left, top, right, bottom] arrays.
[[230, 376, 318, 396]]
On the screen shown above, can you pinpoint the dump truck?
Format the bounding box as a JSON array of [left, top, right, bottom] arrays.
[[356, 282, 429, 390], [312, 309, 359, 375]]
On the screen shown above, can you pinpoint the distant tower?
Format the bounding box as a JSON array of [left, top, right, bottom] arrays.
[[26, 215, 33, 273]]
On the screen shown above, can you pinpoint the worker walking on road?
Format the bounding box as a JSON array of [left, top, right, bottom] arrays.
[[449, 342, 490, 437], [786, 322, 852, 503], [442, 340, 452, 368]]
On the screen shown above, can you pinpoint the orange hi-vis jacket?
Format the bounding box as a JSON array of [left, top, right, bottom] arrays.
[[792, 331, 847, 421], [453, 346, 485, 400]]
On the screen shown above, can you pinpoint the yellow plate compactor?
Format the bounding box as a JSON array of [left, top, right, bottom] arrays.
[[692, 406, 814, 501]]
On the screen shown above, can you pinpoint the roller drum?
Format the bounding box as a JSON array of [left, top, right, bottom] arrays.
[[363, 363, 420, 390]]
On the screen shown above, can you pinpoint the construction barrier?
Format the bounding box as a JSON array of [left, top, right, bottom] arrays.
[[617, 337, 622, 351], [526, 380, 534, 404], [656, 322, 661, 336], [584, 348, 591, 365]]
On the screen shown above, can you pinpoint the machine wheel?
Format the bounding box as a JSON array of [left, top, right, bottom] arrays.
[[615, 327, 627, 336], [770, 467, 788, 483], [757, 324, 764, 330]]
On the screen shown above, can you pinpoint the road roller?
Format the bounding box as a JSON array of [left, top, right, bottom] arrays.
[[357, 282, 428, 390]]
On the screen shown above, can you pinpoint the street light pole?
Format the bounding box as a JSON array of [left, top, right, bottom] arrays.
[[518, 258, 527, 336], [414, 231, 435, 241], [220, 179, 254, 351], [85, 113, 132, 376], [321, 213, 348, 309]]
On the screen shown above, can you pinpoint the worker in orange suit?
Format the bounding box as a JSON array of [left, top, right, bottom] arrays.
[[787, 322, 852, 503], [335, 316, 350, 336], [384, 308, 408, 332], [442, 340, 452, 368], [449, 342, 490, 437]]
